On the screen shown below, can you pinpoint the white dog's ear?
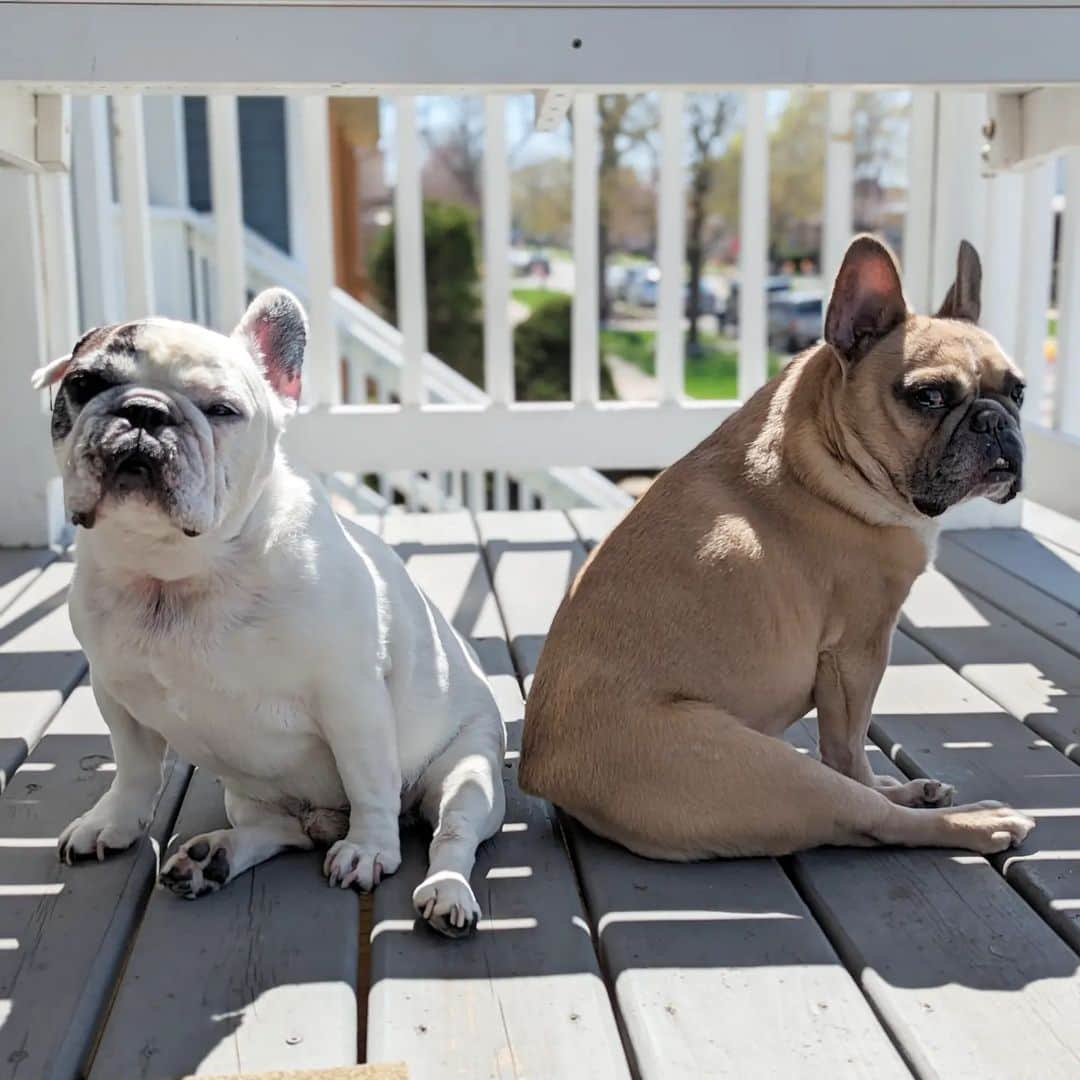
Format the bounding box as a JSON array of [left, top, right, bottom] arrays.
[[31, 353, 72, 390], [233, 288, 308, 403]]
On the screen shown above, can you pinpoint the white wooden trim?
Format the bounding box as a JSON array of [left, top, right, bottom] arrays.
[[0, 170, 59, 545], [902, 90, 936, 314], [1016, 162, 1055, 427], [482, 94, 514, 405], [979, 170, 1024, 359], [929, 92, 986, 307], [112, 94, 156, 317], [1055, 150, 1080, 436], [822, 90, 854, 290], [0, 90, 37, 169], [493, 469, 510, 511], [285, 400, 739, 472], [10, 6, 1080, 89], [571, 92, 599, 404], [283, 96, 307, 264], [71, 95, 121, 327], [207, 95, 246, 332], [298, 95, 340, 405], [34, 94, 71, 171], [984, 87, 1080, 172], [533, 89, 572, 133], [393, 95, 426, 407], [656, 90, 685, 404], [142, 95, 188, 207], [35, 171, 80, 359], [738, 88, 768, 399]]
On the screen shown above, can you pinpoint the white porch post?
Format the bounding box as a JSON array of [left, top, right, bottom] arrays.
[[207, 95, 247, 331], [979, 170, 1024, 359], [902, 91, 937, 313], [393, 95, 427, 408], [112, 94, 156, 317], [738, 89, 768, 400], [656, 90, 686, 403], [483, 94, 514, 405], [1016, 162, 1055, 427], [1055, 150, 1080, 435], [822, 90, 854, 289], [571, 92, 599, 404], [71, 96, 121, 329], [299, 95, 340, 406], [0, 171, 64, 545]]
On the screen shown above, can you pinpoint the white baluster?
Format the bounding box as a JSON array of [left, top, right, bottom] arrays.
[[1016, 162, 1055, 428], [738, 89, 768, 399], [1055, 150, 1080, 435], [298, 95, 339, 406], [822, 90, 854, 290], [903, 91, 937, 313], [571, 93, 599, 404], [207, 95, 246, 331], [112, 94, 156, 317], [980, 171, 1024, 359], [656, 91, 686, 403], [494, 469, 510, 511], [483, 94, 514, 404], [394, 95, 427, 407]]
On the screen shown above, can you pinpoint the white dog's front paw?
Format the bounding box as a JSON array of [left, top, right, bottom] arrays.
[[159, 833, 233, 900], [412, 871, 481, 938], [323, 839, 401, 891], [58, 807, 146, 864]]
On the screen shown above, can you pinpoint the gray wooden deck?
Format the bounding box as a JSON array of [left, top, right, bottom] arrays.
[[1, 507, 1079, 1079]]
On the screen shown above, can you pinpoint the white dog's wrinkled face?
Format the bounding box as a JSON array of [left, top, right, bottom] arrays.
[[34, 288, 308, 546]]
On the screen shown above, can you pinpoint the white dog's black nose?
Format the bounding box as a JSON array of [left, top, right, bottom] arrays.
[[116, 396, 175, 432]]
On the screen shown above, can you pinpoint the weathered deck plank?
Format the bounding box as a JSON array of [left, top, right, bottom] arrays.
[[0, 557, 87, 787], [0, 548, 56, 617], [901, 568, 1080, 767], [369, 511, 630, 1079], [872, 630, 1080, 953], [934, 535, 1080, 659], [0, 683, 190, 1080], [90, 768, 361, 1078], [483, 511, 906, 1078], [948, 528, 1080, 611]]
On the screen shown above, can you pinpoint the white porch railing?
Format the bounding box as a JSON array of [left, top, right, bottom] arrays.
[[6, 39, 1080, 538]]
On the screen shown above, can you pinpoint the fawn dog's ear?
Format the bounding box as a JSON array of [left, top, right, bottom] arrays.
[[935, 239, 982, 324]]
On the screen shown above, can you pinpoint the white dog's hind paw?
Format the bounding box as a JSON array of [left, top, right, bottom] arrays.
[[159, 834, 232, 899], [413, 871, 481, 938], [323, 839, 401, 891], [58, 810, 144, 864]]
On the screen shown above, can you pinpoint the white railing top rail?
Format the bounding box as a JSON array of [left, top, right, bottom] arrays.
[[6, 3, 1080, 90]]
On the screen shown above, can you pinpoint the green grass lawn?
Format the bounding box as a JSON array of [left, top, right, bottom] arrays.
[[512, 287, 565, 314], [600, 327, 783, 400]]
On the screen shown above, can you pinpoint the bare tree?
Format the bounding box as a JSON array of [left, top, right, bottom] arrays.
[[685, 94, 734, 350]]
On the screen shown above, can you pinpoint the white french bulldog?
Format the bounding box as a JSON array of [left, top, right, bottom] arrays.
[[32, 289, 506, 937]]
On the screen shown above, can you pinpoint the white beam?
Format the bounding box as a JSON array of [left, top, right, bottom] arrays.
[[656, 90, 685, 404], [571, 92, 599, 405], [822, 90, 854, 290], [10, 5, 1080, 89], [482, 94, 514, 405], [393, 95, 427, 407], [1016, 162, 1055, 428], [1055, 150, 1080, 436], [738, 88, 768, 400], [112, 94, 156, 317], [299, 95, 340, 406], [71, 95, 121, 328], [902, 90, 936, 314], [0, 170, 62, 544], [207, 94, 247, 331]]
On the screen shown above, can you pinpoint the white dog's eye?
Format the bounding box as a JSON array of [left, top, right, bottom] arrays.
[[913, 386, 946, 409], [204, 402, 241, 419]]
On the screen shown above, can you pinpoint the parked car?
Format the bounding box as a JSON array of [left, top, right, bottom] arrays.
[[510, 248, 551, 277], [725, 274, 792, 331], [767, 290, 824, 352], [626, 265, 661, 307]]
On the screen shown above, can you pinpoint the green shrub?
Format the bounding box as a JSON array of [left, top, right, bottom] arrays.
[[513, 295, 614, 401], [370, 200, 483, 386]]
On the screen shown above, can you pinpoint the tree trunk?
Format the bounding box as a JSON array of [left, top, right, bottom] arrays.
[[687, 179, 708, 352]]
